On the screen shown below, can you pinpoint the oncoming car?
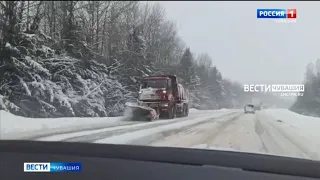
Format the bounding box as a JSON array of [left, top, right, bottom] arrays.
[[244, 104, 255, 114], [254, 104, 262, 110], [255, 106, 261, 110]]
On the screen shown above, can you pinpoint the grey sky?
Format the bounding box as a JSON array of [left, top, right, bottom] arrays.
[[156, 1, 320, 85]]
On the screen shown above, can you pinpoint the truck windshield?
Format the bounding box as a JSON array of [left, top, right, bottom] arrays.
[[141, 79, 167, 89]]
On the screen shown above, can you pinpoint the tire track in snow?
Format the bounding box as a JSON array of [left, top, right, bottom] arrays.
[[255, 112, 313, 160], [62, 112, 239, 143], [33, 111, 230, 141], [62, 120, 179, 143], [262, 115, 317, 159], [197, 113, 244, 143], [31, 120, 142, 141], [255, 113, 301, 156], [130, 112, 242, 145], [202, 113, 266, 154], [254, 115, 271, 153]]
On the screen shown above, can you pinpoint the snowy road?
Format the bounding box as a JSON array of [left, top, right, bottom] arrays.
[[2, 109, 320, 161], [35, 110, 239, 142], [151, 111, 319, 160], [1, 108, 232, 140]]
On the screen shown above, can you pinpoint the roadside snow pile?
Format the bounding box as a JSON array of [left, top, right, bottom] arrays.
[[262, 109, 320, 159], [0, 108, 236, 140], [189, 108, 199, 113], [0, 110, 125, 140], [218, 108, 230, 112], [264, 109, 320, 135]]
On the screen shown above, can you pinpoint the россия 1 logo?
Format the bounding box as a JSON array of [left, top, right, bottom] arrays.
[[257, 9, 297, 23]]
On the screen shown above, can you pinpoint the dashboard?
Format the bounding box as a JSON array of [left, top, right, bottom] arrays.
[[0, 140, 319, 180]]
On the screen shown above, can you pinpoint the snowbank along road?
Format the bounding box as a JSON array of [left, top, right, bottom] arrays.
[[1, 108, 233, 140], [2, 108, 320, 161]]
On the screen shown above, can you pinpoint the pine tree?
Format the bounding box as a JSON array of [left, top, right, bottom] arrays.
[[291, 62, 320, 116], [207, 66, 225, 109], [178, 48, 203, 107], [179, 48, 195, 87], [117, 25, 155, 97]]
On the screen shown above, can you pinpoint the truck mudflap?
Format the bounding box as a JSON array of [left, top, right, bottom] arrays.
[[125, 102, 158, 121]]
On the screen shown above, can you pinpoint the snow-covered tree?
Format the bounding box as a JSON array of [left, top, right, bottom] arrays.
[[0, 1, 255, 117], [291, 61, 320, 117]]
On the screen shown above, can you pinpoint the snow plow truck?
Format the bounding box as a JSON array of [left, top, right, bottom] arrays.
[[125, 75, 189, 121]]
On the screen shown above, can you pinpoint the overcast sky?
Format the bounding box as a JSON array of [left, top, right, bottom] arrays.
[[155, 1, 320, 85]]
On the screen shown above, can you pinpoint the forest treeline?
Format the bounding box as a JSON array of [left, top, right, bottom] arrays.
[[0, 1, 287, 118]]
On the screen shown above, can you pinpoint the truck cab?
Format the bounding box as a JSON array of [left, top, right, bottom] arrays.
[[138, 75, 189, 119], [139, 76, 174, 102]]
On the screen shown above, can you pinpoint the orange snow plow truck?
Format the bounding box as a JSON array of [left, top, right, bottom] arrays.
[[125, 75, 189, 121]]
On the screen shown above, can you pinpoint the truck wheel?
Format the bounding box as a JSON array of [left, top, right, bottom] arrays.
[[180, 106, 184, 117], [185, 105, 189, 117], [168, 105, 176, 119], [182, 105, 187, 117], [179, 105, 185, 117]]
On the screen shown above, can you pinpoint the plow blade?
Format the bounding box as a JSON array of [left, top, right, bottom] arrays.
[[125, 102, 158, 121]]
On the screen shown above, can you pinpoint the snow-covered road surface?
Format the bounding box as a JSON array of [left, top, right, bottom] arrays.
[[2, 108, 320, 161], [151, 110, 320, 160], [0, 108, 234, 140], [35, 110, 240, 142]]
